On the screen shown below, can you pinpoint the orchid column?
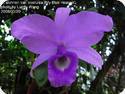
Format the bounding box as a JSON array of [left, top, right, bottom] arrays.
[[11, 7, 113, 88]]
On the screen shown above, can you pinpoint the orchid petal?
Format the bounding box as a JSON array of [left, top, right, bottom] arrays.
[[63, 11, 113, 47], [30, 51, 55, 77], [68, 47, 103, 68], [55, 7, 70, 28], [11, 14, 57, 54], [32, 50, 56, 70]]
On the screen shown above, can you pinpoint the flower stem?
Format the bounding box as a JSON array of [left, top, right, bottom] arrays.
[[27, 80, 37, 94], [59, 87, 69, 94]]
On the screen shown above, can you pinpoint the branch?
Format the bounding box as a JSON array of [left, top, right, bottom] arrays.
[[88, 44, 121, 94]]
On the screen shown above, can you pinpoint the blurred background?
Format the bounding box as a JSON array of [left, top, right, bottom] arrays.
[[0, 0, 125, 94]]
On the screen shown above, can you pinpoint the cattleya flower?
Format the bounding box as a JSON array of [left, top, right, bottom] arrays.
[[11, 7, 113, 87]]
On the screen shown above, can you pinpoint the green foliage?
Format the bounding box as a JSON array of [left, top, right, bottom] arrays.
[[33, 63, 48, 87]]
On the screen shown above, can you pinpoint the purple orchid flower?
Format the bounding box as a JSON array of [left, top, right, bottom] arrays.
[[11, 7, 113, 87]]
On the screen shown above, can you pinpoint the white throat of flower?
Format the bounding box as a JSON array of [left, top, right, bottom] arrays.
[[54, 56, 71, 71]]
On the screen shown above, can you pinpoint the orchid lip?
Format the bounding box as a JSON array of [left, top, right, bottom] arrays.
[[48, 50, 78, 87]]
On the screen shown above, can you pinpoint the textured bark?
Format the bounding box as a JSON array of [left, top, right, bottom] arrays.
[[88, 43, 121, 94]]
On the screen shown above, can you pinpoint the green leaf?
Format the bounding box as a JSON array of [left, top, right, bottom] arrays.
[[79, 60, 87, 68], [5, 19, 11, 27], [33, 63, 48, 87], [48, 10, 55, 17]]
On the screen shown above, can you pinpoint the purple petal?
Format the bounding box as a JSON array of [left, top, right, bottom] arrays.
[[67, 47, 103, 68], [32, 51, 56, 70], [48, 51, 78, 87], [55, 7, 70, 28], [30, 52, 55, 77], [62, 11, 113, 47], [11, 14, 57, 54]]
